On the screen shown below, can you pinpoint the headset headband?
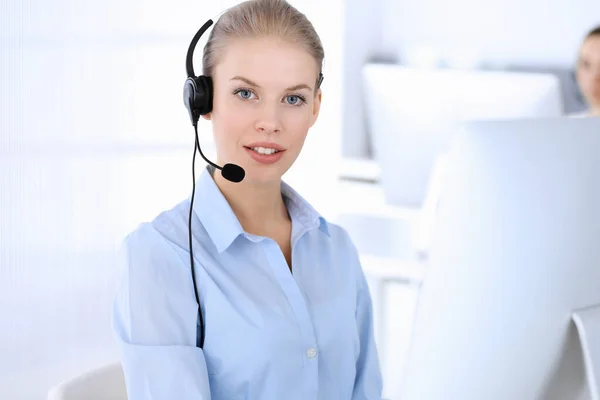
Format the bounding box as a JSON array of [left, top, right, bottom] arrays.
[[186, 19, 214, 78]]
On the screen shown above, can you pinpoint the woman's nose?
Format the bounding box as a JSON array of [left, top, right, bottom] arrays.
[[255, 103, 281, 134]]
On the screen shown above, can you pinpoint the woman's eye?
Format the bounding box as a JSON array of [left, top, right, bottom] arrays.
[[285, 95, 305, 105], [579, 59, 591, 70], [236, 89, 254, 99]]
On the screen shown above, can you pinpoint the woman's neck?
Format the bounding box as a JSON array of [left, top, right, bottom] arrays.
[[211, 167, 290, 235]]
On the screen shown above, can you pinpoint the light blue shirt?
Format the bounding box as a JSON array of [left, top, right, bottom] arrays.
[[112, 165, 383, 399]]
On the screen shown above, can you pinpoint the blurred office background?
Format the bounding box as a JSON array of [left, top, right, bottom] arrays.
[[1, 0, 598, 398]]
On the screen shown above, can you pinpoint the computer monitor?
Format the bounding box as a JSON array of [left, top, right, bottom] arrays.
[[362, 64, 565, 207], [399, 116, 600, 400]]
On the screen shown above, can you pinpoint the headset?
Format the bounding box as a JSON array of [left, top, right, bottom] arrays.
[[183, 18, 324, 349]]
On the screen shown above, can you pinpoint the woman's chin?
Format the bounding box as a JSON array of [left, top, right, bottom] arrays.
[[244, 169, 285, 185], [241, 157, 292, 182]]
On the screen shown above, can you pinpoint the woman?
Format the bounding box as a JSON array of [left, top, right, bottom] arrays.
[[575, 25, 600, 116], [111, 0, 383, 399]]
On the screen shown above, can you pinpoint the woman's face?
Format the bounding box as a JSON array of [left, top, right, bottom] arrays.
[[204, 36, 322, 186], [576, 35, 600, 111]]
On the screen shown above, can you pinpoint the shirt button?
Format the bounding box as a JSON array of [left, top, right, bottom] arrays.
[[307, 347, 317, 358]]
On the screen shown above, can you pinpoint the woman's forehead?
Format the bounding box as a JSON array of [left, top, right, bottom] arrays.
[[581, 36, 600, 57], [214, 37, 319, 82]]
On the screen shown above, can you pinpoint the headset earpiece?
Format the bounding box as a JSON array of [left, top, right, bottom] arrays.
[[183, 75, 213, 126]]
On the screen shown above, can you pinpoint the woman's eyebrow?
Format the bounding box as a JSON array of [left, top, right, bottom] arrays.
[[285, 83, 312, 91], [230, 76, 261, 88]]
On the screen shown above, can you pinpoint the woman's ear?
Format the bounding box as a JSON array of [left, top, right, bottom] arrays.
[[201, 113, 212, 121], [310, 89, 322, 127]]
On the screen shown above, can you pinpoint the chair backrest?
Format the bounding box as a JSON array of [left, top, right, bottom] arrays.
[[47, 362, 127, 400]]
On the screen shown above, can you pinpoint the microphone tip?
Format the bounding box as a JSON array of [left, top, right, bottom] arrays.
[[222, 163, 245, 183]]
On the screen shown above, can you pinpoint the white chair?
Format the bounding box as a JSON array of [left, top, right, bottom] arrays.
[[47, 362, 127, 400]]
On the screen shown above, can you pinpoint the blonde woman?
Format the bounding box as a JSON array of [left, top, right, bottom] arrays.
[[111, 0, 383, 399]]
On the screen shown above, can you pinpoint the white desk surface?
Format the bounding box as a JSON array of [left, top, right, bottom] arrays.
[[360, 253, 425, 284]]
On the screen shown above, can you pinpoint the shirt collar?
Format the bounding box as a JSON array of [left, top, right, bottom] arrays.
[[192, 165, 330, 254], [281, 178, 331, 242]]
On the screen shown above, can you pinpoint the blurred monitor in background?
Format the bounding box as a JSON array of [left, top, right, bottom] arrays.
[[362, 64, 564, 208]]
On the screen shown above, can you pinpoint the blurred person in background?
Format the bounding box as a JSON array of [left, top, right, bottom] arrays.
[[575, 24, 600, 116]]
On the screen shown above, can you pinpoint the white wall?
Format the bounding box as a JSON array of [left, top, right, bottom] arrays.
[[342, 0, 600, 158], [0, 0, 344, 398], [382, 0, 600, 67], [340, 0, 388, 159]]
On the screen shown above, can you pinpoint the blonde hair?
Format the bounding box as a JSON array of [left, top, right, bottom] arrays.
[[202, 0, 324, 90]]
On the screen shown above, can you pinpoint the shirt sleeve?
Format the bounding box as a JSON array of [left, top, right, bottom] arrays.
[[350, 239, 384, 400], [111, 224, 212, 400]]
